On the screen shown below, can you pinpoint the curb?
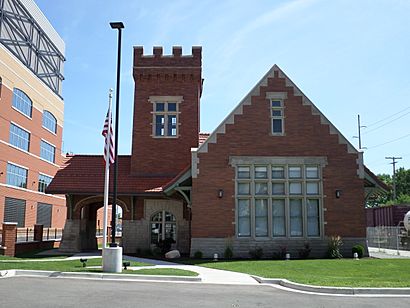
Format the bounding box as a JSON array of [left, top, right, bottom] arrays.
[[1, 269, 201, 282], [252, 276, 410, 295]]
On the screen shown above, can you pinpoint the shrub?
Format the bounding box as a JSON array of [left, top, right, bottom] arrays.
[[298, 242, 311, 259], [249, 247, 264, 259], [224, 246, 233, 259], [352, 244, 364, 258], [193, 250, 203, 259], [151, 247, 162, 257], [327, 235, 343, 259], [272, 245, 288, 260]]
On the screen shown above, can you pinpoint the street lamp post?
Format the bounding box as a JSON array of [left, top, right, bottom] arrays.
[[110, 21, 124, 247]]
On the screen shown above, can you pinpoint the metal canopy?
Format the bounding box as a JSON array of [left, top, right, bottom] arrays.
[[0, 0, 65, 97]]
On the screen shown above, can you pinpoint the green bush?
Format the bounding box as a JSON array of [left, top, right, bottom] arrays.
[[224, 246, 233, 259], [193, 250, 203, 259], [327, 235, 343, 259], [249, 247, 263, 259], [352, 244, 364, 258], [272, 246, 288, 260], [298, 242, 311, 259]]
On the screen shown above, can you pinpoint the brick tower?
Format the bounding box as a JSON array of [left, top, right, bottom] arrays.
[[131, 46, 202, 177]]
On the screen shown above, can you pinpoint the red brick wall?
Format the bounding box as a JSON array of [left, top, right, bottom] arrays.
[[131, 46, 202, 176], [192, 70, 365, 238], [0, 85, 66, 228]]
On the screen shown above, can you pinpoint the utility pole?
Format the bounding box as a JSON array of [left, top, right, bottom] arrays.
[[385, 156, 402, 200], [353, 114, 366, 150]]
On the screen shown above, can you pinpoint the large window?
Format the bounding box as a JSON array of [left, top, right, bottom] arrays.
[[153, 101, 179, 137], [6, 163, 28, 188], [42, 111, 57, 133], [271, 100, 284, 135], [9, 123, 30, 151], [37, 203, 52, 228], [12, 88, 32, 118], [150, 211, 177, 245], [4, 197, 26, 227], [236, 163, 322, 238], [38, 174, 53, 193], [40, 140, 55, 163]]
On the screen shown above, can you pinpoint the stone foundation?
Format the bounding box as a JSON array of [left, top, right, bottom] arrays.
[[190, 237, 368, 259]]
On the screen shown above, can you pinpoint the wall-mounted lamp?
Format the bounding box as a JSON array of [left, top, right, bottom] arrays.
[[218, 189, 224, 198], [335, 190, 342, 199]]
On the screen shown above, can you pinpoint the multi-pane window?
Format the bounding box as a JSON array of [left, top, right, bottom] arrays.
[[40, 140, 55, 163], [9, 123, 30, 151], [271, 100, 284, 134], [38, 174, 53, 193], [6, 163, 28, 188], [150, 211, 176, 245], [12, 88, 32, 117], [42, 111, 57, 133], [236, 164, 321, 238], [153, 102, 178, 137]]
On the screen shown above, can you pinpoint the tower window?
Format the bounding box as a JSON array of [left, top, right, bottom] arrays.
[[151, 98, 181, 138]]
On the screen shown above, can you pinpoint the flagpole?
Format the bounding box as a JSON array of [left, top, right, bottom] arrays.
[[102, 89, 113, 250]]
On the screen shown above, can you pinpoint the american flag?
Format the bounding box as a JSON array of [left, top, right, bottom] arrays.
[[102, 109, 115, 164]]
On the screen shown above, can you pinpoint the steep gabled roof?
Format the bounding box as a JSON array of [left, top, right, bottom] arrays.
[[195, 64, 358, 155]]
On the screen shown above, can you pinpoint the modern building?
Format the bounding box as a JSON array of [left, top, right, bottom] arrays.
[[48, 46, 386, 257], [0, 0, 66, 228]]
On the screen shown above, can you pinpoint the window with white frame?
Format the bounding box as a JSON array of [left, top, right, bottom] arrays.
[[271, 100, 284, 134], [40, 140, 55, 163], [38, 174, 53, 193], [42, 111, 57, 133], [6, 163, 28, 188], [9, 123, 30, 151], [12, 88, 32, 118], [236, 163, 322, 238], [152, 101, 179, 137]]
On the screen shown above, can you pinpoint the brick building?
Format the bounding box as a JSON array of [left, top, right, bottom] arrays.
[[0, 0, 66, 229], [48, 46, 385, 257]]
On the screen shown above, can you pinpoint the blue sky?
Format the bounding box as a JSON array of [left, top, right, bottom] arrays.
[[35, 0, 409, 175]]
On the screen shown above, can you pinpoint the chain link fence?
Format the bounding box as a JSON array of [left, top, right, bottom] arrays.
[[367, 226, 410, 251]]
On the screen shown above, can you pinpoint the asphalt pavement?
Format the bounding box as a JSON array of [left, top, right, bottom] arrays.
[[1, 277, 410, 308]]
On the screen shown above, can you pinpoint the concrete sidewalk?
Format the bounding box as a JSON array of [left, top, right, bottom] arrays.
[[369, 247, 410, 259], [124, 255, 258, 284]]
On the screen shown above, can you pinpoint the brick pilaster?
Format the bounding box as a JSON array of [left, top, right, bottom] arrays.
[[2, 222, 18, 257], [34, 224, 44, 242]]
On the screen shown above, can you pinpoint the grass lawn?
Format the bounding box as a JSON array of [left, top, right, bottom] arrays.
[[0, 257, 148, 272], [179, 258, 410, 288]]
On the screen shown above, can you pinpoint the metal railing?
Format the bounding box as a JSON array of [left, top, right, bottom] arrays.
[[16, 228, 34, 243], [367, 226, 410, 251], [42, 228, 63, 241]]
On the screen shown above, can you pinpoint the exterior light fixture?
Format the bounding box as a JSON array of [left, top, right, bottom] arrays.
[[218, 189, 224, 198], [285, 253, 290, 260], [335, 190, 342, 199], [123, 261, 130, 270], [213, 253, 218, 261], [80, 258, 88, 267]]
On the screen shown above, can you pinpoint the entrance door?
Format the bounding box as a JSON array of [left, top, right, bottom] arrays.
[[150, 211, 176, 250]]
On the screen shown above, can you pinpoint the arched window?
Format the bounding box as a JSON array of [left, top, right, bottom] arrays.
[[150, 211, 176, 245], [12, 88, 33, 117], [42, 110, 57, 133]]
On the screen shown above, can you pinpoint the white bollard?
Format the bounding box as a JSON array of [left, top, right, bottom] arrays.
[[213, 253, 218, 261], [285, 253, 290, 260], [103, 246, 123, 273], [353, 252, 359, 260]]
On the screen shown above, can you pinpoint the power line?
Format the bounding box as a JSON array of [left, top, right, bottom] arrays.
[[367, 133, 410, 149], [363, 111, 410, 135], [365, 106, 410, 128]]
